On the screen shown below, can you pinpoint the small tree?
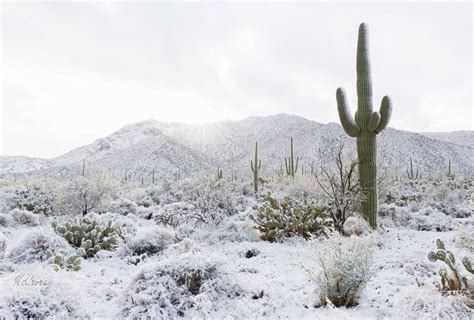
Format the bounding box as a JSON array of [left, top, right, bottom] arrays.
[[315, 144, 363, 234], [63, 174, 115, 216]]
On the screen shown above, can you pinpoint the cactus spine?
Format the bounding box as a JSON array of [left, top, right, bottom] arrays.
[[251, 142, 262, 192], [336, 23, 393, 228], [285, 137, 299, 179], [406, 158, 419, 180]]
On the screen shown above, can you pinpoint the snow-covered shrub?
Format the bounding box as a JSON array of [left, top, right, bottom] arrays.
[[455, 228, 474, 251], [0, 232, 6, 260], [181, 180, 242, 225], [8, 229, 72, 264], [154, 202, 195, 228], [0, 291, 87, 319], [126, 225, 176, 256], [252, 193, 331, 242], [52, 216, 120, 258], [198, 214, 260, 244], [0, 213, 12, 227], [343, 215, 371, 236], [409, 207, 456, 232], [392, 286, 473, 319], [120, 251, 243, 318], [9, 208, 41, 227], [433, 203, 471, 218], [104, 198, 138, 216], [10, 185, 56, 215], [313, 233, 376, 307]]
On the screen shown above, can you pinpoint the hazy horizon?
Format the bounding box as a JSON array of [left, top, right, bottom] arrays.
[[2, 2, 472, 158]]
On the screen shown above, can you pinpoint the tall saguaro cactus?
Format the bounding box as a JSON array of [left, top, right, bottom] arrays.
[[285, 137, 299, 179], [336, 23, 393, 228], [251, 142, 262, 192]]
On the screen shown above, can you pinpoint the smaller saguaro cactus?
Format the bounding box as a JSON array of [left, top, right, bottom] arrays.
[[277, 161, 284, 177], [174, 168, 181, 182], [216, 168, 223, 181], [82, 159, 86, 177], [447, 160, 455, 180], [251, 142, 262, 192], [406, 158, 419, 180], [285, 137, 299, 179], [427, 239, 464, 290], [152, 169, 155, 184], [124, 168, 129, 182]]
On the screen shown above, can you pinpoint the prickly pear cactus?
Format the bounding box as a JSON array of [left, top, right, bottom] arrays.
[[336, 23, 393, 228], [462, 257, 474, 274], [427, 239, 464, 290], [46, 249, 82, 271], [52, 217, 120, 258]]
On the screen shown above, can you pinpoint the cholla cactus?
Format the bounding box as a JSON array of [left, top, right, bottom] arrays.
[[427, 239, 464, 290], [52, 217, 120, 258], [46, 249, 81, 271]]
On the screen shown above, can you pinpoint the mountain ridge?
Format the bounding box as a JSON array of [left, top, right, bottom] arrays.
[[1, 114, 472, 179]]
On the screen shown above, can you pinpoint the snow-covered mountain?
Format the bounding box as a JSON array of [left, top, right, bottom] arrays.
[[1, 114, 473, 180], [421, 131, 474, 149]]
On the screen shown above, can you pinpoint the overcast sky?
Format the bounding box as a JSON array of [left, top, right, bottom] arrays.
[[1, 1, 472, 158]]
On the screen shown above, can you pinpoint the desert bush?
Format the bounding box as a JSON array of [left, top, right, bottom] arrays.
[[11, 185, 56, 215], [9, 208, 41, 227], [315, 145, 363, 234], [52, 216, 120, 258], [104, 198, 138, 216], [8, 229, 72, 264], [251, 193, 331, 242], [0, 291, 86, 319], [409, 207, 456, 232], [120, 252, 243, 318], [200, 214, 260, 244], [313, 233, 376, 307], [182, 180, 241, 224], [126, 225, 176, 256]]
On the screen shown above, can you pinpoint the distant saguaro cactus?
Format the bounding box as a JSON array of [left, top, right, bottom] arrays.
[[406, 158, 419, 180], [336, 23, 393, 228], [251, 142, 262, 192], [285, 137, 299, 179], [216, 168, 223, 181], [447, 160, 455, 179]]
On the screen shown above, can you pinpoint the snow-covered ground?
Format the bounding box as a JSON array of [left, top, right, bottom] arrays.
[[0, 175, 472, 319]]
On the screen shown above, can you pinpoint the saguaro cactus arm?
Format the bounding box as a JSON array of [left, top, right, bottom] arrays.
[[336, 88, 360, 137], [375, 96, 392, 133]]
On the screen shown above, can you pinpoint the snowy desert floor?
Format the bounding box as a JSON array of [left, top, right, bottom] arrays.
[[0, 176, 472, 319]]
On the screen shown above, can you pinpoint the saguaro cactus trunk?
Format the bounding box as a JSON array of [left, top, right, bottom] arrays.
[[250, 142, 262, 192], [336, 23, 393, 228]]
